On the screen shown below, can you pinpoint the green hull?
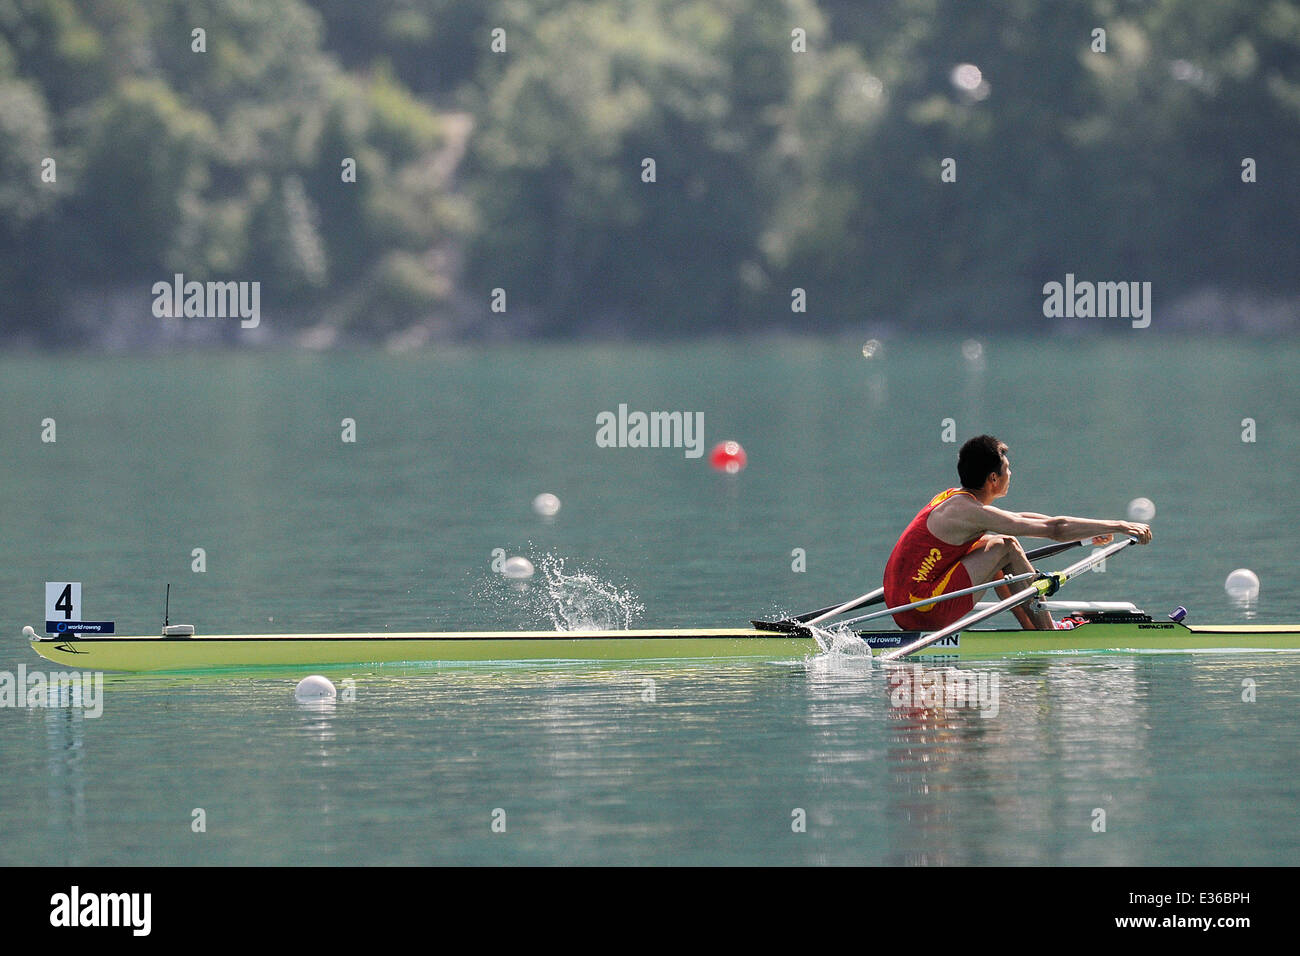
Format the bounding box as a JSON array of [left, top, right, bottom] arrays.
[[861, 622, 1300, 658], [26, 621, 1300, 672], [28, 628, 816, 671]]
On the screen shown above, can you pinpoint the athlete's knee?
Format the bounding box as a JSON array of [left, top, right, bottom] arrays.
[[993, 535, 1031, 570]]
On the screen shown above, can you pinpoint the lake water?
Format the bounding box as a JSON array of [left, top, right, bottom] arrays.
[[2, 337, 1298, 865]]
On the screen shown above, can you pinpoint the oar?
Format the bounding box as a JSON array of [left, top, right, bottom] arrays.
[[754, 538, 1094, 632], [875, 536, 1138, 661], [1019, 538, 1092, 563], [760, 587, 883, 631]]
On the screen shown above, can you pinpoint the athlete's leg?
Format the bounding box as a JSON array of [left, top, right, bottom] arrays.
[[993, 571, 1037, 630], [960, 535, 1053, 630]]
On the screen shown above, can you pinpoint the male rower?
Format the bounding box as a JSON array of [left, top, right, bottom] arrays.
[[883, 435, 1153, 631]]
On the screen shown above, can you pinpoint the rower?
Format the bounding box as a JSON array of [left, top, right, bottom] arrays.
[[882, 435, 1153, 632]]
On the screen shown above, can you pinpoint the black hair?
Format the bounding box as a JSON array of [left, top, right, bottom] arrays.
[[958, 435, 1008, 490]]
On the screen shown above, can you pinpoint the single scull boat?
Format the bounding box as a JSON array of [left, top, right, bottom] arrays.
[[23, 605, 1300, 672], [24, 539, 1296, 671]]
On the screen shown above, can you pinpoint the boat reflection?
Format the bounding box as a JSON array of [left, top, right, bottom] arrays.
[[44, 707, 88, 865], [878, 658, 1150, 865]]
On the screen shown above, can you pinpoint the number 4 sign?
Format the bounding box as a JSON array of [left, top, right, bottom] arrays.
[[46, 582, 81, 622], [43, 583, 114, 635]]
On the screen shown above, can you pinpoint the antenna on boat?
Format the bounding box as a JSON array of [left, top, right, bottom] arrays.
[[160, 586, 194, 638]]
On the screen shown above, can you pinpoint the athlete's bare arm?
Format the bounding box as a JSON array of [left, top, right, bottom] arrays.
[[930, 498, 1152, 545], [1014, 511, 1119, 545]]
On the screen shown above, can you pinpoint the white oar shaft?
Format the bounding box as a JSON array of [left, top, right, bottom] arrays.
[[877, 537, 1137, 661], [805, 587, 884, 627], [1053, 536, 1137, 582], [877, 583, 1044, 662], [839, 569, 1038, 628]]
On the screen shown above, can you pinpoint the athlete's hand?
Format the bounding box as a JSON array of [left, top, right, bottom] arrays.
[[978, 534, 1012, 552], [1118, 523, 1152, 544]]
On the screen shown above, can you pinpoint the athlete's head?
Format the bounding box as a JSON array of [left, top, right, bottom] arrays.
[[958, 435, 1009, 493]]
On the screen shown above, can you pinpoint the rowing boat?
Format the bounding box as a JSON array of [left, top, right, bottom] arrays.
[[25, 627, 810, 671], [23, 604, 1300, 672]]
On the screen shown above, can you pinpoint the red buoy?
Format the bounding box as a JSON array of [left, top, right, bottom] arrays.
[[710, 440, 747, 473]]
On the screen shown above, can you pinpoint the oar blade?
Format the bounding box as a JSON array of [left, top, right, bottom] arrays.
[[751, 619, 806, 634]]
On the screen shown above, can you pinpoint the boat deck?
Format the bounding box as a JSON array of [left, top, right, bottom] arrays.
[[25, 619, 1300, 672]]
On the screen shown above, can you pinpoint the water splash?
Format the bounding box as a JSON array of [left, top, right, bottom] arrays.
[[533, 553, 644, 630], [479, 551, 644, 631], [817, 624, 875, 659], [801, 623, 874, 679]]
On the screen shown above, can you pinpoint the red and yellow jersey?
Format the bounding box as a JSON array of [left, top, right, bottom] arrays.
[[883, 489, 982, 629]]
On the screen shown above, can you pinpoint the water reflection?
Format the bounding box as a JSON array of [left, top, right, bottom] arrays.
[[866, 658, 1153, 865], [880, 662, 980, 865], [1229, 594, 1258, 619], [12, 651, 1297, 865], [44, 707, 87, 865]]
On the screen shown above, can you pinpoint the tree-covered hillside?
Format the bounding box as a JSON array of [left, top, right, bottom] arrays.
[[2, 0, 1297, 345]]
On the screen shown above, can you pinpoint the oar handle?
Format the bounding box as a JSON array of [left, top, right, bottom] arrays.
[[1052, 535, 1138, 586]]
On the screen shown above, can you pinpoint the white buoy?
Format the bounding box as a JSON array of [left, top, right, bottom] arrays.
[[502, 555, 535, 580], [532, 493, 561, 517], [1127, 497, 1156, 522], [295, 675, 336, 700], [861, 339, 882, 359], [961, 339, 984, 362], [1225, 568, 1260, 599]]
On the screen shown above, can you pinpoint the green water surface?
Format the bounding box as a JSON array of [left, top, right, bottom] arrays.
[[1, 337, 1297, 864]]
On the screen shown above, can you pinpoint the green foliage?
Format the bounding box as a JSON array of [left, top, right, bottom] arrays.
[[0, 0, 459, 340], [72, 78, 215, 277], [465, 0, 822, 332], [0, 0, 1296, 344]]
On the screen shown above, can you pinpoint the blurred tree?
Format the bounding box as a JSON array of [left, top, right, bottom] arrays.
[[69, 78, 215, 279], [312, 0, 489, 96], [464, 0, 823, 334], [0, 0, 465, 341], [0, 0, 1296, 343]]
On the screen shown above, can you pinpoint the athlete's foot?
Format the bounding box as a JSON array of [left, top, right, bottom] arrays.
[[1053, 615, 1088, 630]]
